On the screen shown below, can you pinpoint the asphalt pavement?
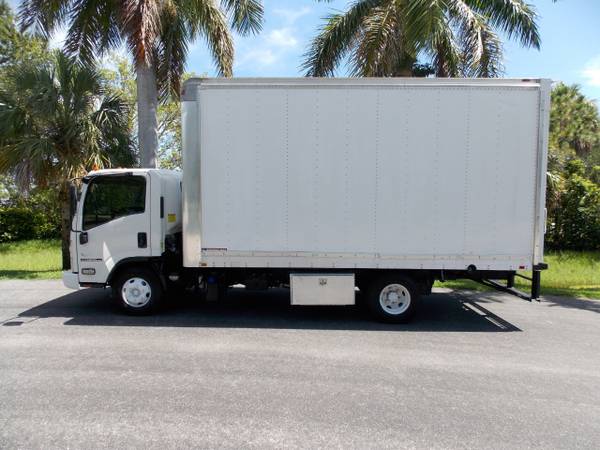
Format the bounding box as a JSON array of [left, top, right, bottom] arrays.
[[1, 280, 599, 449]]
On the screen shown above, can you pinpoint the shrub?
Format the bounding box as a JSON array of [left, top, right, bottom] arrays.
[[547, 172, 600, 250], [0, 188, 61, 242], [0, 207, 36, 242]]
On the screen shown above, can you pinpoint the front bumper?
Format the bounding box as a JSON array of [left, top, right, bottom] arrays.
[[62, 271, 80, 290]]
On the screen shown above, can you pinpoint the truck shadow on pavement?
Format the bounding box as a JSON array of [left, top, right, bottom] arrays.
[[12, 287, 521, 332], [450, 289, 600, 315]]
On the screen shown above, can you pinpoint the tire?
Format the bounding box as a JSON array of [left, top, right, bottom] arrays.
[[366, 274, 420, 323], [113, 266, 163, 314]]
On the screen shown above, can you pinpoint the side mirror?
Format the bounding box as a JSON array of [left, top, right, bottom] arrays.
[[69, 183, 78, 223]]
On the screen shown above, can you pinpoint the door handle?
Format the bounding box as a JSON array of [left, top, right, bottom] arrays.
[[138, 232, 147, 248], [79, 232, 88, 245]]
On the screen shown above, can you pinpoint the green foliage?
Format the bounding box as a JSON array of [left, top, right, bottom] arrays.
[[0, 206, 59, 242], [0, 50, 135, 185], [19, 0, 263, 97], [547, 171, 600, 250], [19, 0, 263, 167], [549, 83, 600, 161], [590, 166, 600, 185], [564, 158, 586, 177], [101, 53, 190, 170], [546, 84, 600, 250], [0, 207, 35, 241], [0, 0, 48, 73], [0, 184, 61, 242], [303, 0, 540, 77]]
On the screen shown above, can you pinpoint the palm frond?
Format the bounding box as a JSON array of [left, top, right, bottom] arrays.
[[220, 0, 263, 35], [399, 0, 459, 77], [64, 0, 120, 65], [448, 0, 504, 77], [402, 0, 444, 52], [466, 0, 540, 49], [351, 4, 399, 76], [0, 50, 135, 187], [121, 0, 161, 65], [302, 0, 385, 77], [92, 94, 128, 130], [305, 0, 541, 78], [179, 0, 233, 76], [429, 22, 462, 77], [156, 3, 189, 98], [18, 0, 71, 38], [466, 26, 503, 77]]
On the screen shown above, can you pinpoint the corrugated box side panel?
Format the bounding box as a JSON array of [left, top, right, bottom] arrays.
[[187, 79, 543, 270]]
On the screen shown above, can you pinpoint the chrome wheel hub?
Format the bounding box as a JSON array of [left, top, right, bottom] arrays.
[[122, 277, 151, 308]]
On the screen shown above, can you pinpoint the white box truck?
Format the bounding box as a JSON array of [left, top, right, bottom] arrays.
[[63, 77, 550, 322]]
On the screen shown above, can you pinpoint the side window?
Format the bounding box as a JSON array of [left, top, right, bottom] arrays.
[[83, 176, 146, 230]]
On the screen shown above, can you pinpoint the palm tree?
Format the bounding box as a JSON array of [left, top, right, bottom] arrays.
[[0, 51, 134, 270], [18, 0, 263, 168], [303, 0, 540, 78], [550, 83, 600, 158]]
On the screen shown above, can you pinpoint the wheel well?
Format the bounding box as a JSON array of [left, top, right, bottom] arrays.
[[107, 258, 165, 289], [356, 270, 434, 295]]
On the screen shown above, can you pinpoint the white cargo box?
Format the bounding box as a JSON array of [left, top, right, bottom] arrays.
[[290, 273, 355, 305], [181, 78, 550, 272]]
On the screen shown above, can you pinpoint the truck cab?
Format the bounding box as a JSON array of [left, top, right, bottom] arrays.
[[63, 169, 182, 311]]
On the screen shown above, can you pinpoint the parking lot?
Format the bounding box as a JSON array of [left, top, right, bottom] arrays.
[[1, 280, 599, 449]]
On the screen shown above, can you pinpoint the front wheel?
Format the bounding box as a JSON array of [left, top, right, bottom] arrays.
[[113, 267, 163, 314], [366, 274, 419, 323]]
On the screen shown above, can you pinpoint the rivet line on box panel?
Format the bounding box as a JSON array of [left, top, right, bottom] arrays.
[[463, 89, 472, 255], [373, 89, 380, 253], [433, 90, 441, 254], [284, 90, 289, 250]]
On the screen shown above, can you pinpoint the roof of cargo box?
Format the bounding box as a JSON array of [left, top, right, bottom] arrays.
[[181, 77, 550, 101]]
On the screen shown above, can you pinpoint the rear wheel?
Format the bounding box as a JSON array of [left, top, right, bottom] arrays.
[[366, 274, 419, 323], [113, 267, 163, 314]]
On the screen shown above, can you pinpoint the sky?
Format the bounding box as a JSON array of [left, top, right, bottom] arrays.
[[9, 0, 600, 100]]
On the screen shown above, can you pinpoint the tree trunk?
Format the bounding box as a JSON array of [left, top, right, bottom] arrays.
[[394, 52, 416, 77], [59, 182, 71, 271], [136, 61, 159, 168]]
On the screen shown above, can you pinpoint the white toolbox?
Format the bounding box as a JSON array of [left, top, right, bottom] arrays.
[[290, 273, 355, 306]]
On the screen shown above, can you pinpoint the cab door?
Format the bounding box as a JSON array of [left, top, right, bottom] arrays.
[[77, 173, 151, 285]]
